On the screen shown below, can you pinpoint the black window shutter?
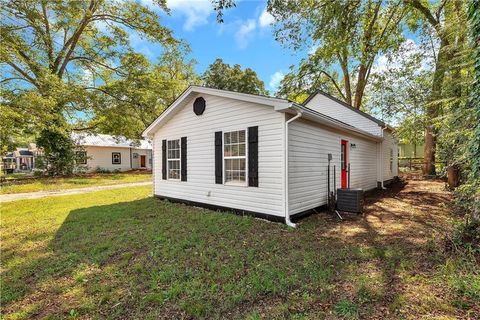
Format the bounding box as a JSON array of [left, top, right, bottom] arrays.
[[215, 131, 223, 184], [162, 139, 167, 180], [248, 126, 258, 187], [181, 137, 187, 181]]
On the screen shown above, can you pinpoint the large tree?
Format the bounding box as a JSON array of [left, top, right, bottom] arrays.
[[405, 0, 471, 175], [0, 0, 176, 172], [270, 0, 408, 108], [202, 58, 268, 95], [89, 46, 198, 139], [366, 41, 431, 156]]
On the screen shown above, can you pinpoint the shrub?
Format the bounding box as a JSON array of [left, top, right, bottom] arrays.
[[451, 219, 480, 257], [32, 169, 44, 177], [95, 167, 111, 173]]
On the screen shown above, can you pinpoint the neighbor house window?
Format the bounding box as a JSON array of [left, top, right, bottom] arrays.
[[112, 152, 121, 164], [76, 151, 87, 164], [224, 130, 246, 184], [167, 139, 181, 180]]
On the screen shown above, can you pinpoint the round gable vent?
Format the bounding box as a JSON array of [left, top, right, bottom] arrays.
[[193, 97, 206, 115]]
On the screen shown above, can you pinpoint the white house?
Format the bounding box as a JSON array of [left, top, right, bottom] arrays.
[[72, 133, 152, 172], [1, 144, 40, 173], [143, 86, 398, 226]]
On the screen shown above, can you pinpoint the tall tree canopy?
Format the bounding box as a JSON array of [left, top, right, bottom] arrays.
[[405, 0, 472, 175], [0, 0, 180, 172], [202, 58, 268, 95], [88, 45, 198, 139], [271, 0, 408, 108], [366, 40, 431, 154]]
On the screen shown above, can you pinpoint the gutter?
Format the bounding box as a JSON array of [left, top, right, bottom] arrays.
[[284, 108, 303, 228]]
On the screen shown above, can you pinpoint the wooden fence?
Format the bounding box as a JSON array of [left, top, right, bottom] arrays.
[[398, 157, 448, 172]]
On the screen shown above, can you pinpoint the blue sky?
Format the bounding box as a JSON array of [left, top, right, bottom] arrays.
[[134, 0, 311, 94]]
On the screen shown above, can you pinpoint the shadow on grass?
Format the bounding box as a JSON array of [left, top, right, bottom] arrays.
[[1, 180, 459, 319]]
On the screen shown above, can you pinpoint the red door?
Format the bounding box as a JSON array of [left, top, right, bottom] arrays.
[[341, 140, 348, 188], [140, 155, 146, 168]]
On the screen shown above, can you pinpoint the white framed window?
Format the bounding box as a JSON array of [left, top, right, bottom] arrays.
[[112, 152, 121, 164], [167, 139, 181, 180], [224, 130, 247, 185]]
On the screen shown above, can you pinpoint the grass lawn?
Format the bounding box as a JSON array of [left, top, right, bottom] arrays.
[[0, 172, 151, 194], [1, 181, 479, 319]]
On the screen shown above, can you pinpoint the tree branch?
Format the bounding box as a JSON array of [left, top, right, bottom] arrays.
[[319, 70, 346, 101], [41, 1, 54, 69], [5, 62, 37, 87], [0, 77, 35, 85], [55, 0, 97, 76], [69, 56, 125, 75], [406, 0, 440, 31]]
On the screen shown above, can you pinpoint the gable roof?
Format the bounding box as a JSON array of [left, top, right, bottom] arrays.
[[302, 90, 388, 127], [143, 86, 293, 136], [143, 85, 383, 141], [72, 133, 151, 149]]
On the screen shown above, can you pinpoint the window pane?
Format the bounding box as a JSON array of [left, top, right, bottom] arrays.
[[232, 144, 239, 157], [238, 130, 245, 143], [224, 145, 231, 157], [239, 143, 245, 156], [224, 132, 230, 144], [231, 131, 238, 143], [239, 159, 245, 171]]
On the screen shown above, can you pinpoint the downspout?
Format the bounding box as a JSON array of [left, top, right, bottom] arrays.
[[285, 109, 303, 228], [380, 126, 388, 189]]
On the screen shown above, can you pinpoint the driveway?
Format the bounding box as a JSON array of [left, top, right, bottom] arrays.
[[0, 181, 152, 203]]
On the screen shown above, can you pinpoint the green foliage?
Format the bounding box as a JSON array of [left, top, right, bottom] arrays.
[[451, 219, 480, 256], [272, 0, 408, 108], [0, 0, 177, 151], [366, 41, 431, 146], [334, 299, 359, 319], [36, 129, 76, 176], [90, 45, 198, 138], [202, 58, 268, 95]]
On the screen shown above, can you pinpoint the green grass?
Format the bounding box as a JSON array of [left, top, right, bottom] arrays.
[[0, 172, 151, 194], [1, 184, 478, 319]]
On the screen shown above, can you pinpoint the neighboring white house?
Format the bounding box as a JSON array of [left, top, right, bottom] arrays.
[[143, 86, 398, 225], [72, 133, 152, 172], [1, 143, 41, 173]]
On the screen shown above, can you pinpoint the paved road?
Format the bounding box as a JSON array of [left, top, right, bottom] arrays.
[[0, 181, 152, 203]]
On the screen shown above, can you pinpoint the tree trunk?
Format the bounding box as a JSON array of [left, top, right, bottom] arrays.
[[353, 65, 368, 109], [423, 38, 448, 175]]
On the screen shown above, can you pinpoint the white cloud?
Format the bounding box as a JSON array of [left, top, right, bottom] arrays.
[[259, 9, 274, 28], [129, 32, 154, 58], [235, 19, 256, 49], [269, 71, 284, 92], [308, 43, 319, 55], [166, 0, 212, 31]]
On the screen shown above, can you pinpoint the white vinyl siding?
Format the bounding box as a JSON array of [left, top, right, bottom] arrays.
[[288, 118, 378, 215], [153, 93, 285, 217], [80, 146, 152, 172], [83, 146, 131, 172], [303, 93, 382, 136], [382, 130, 398, 180]]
